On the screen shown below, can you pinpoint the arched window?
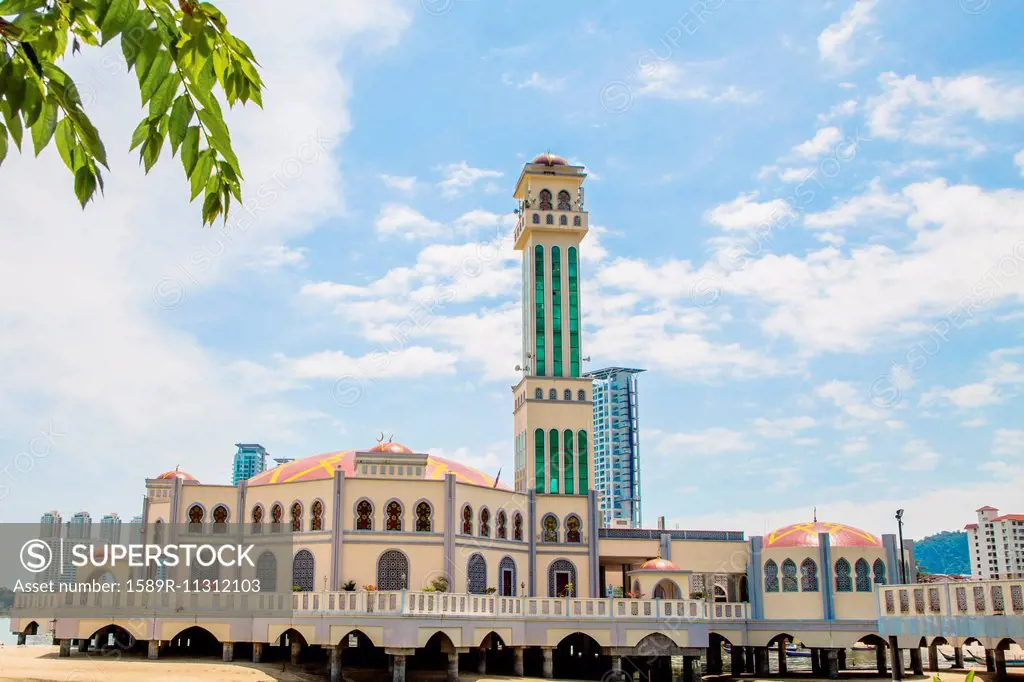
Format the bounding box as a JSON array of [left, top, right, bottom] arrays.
[[542, 514, 558, 543], [559, 214, 567, 225], [290, 502, 302, 532], [534, 427, 545, 494], [462, 505, 472, 535], [270, 503, 283, 533], [534, 387, 543, 399], [187, 504, 204, 532], [479, 507, 490, 537], [534, 245, 545, 376], [573, 215, 581, 226], [764, 559, 779, 592], [513, 512, 523, 541], [577, 430, 588, 494], [532, 213, 539, 224], [548, 429, 560, 493], [557, 190, 571, 210], [386, 500, 402, 531], [310, 500, 324, 531], [563, 429, 575, 495], [499, 556, 517, 596], [565, 514, 581, 543], [577, 389, 586, 400], [548, 559, 577, 597], [355, 499, 373, 531], [545, 214, 554, 225], [467, 553, 487, 594], [256, 551, 276, 591], [496, 510, 507, 539], [873, 559, 887, 585], [292, 549, 314, 592], [212, 505, 228, 533], [376, 549, 409, 590], [539, 189, 552, 210], [154, 519, 163, 544], [563, 389, 572, 400], [251, 505, 264, 534], [855, 558, 871, 591], [552, 245, 562, 376], [567, 246, 581, 377], [801, 558, 819, 591], [835, 558, 852, 592], [548, 388, 557, 400], [415, 501, 432, 532], [781, 559, 798, 592]]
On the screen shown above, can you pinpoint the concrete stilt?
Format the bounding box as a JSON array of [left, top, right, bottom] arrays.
[[17, 633, 27, 646], [515, 647, 525, 676], [328, 645, 342, 682], [888, 637, 904, 682], [927, 643, 938, 673], [290, 640, 301, 665], [222, 642, 234, 662], [778, 640, 788, 675], [147, 639, 159, 660], [683, 656, 697, 682], [542, 647, 554, 679], [838, 649, 847, 671], [731, 645, 745, 676], [985, 649, 996, 673], [393, 654, 407, 682], [876, 645, 888, 675], [613, 655, 623, 672], [910, 647, 923, 676], [953, 647, 964, 669], [812, 649, 822, 676], [252, 642, 264, 663], [708, 643, 723, 675], [755, 647, 769, 675], [448, 652, 460, 682], [745, 646, 755, 674], [994, 649, 1008, 682], [478, 648, 487, 674], [827, 649, 840, 680], [59, 640, 71, 658], [78, 638, 90, 653]]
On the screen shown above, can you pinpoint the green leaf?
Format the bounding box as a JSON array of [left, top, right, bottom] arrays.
[[140, 50, 172, 105], [168, 95, 192, 153], [181, 125, 200, 175], [31, 98, 58, 156], [6, 67, 27, 118], [98, 0, 135, 45], [189, 149, 213, 199], [21, 78, 43, 128], [148, 70, 177, 118], [195, 106, 238, 171], [129, 118, 149, 151], [74, 165, 97, 207], [201, 189, 221, 225], [65, 108, 108, 168], [4, 106, 23, 149], [54, 117, 75, 170], [0, 122, 7, 165], [141, 131, 164, 172]]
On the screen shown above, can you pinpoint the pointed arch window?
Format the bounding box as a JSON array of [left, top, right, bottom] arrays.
[[290, 502, 302, 532], [534, 245, 545, 376], [355, 500, 373, 531], [462, 505, 473, 535], [534, 428, 545, 494], [565, 514, 581, 543], [415, 501, 432, 532], [377, 550, 409, 591], [251, 505, 264, 534], [548, 388, 557, 400], [567, 247, 581, 377], [557, 190, 571, 210], [577, 430, 588, 494], [855, 558, 871, 592], [539, 189, 552, 210], [310, 500, 324, 531], [499, 556, 517, 596], [534, 387, 543, 399], [764, 559, 779, 592], [551, 245, 562, 377], [542, 514, 558, 543], [256, 551, 276, 591], [563, 429, 575, 495], [212, 505, 228, 534], [270, 503, 283, 533], [564, 389, 571, 400], [801, 558, 819, 591], [513, 512, 524, 541], [781, 559, 798, 592], [873, 559, 887, 585], [496, 510, 507, 539], [548, 429, 560, 493], [479, 507, 490, 537], [577, 389, 586, 400], [835, 558, 852, 592], [292, 549, 314, 592], [187, 504, 204, 533], [386, 501, 402, 531], [468, 553, 487, 594]]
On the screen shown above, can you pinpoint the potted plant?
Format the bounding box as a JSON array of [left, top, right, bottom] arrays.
[[430, 576, 449, 593], [341, 580, 356, 592], [485, 587, 498, 595], [561, 582, 575, 598], [363, 584, 377, 592], [292, 585, 303, 592]]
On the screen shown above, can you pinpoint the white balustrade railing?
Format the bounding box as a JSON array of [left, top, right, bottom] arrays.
[[878, 579, 1024, 618]]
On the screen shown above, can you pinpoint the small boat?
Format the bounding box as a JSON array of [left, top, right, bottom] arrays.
[[939, 650, 977, 663], [786, 646, 812, 658]]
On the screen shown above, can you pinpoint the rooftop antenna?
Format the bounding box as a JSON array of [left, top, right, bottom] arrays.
[[388, 434, 394, 444], [813, 507, 817, 523]]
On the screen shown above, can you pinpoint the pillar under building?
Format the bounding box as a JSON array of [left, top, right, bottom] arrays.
[[448, 651, 460, 682], [909, 647, 923, 676], [778, 640, 788, 675], [252, 642, 264, 663], [888, 637, 904, 682], [514, 647, 525, 676], [542, 647, 554, 679], [147, 639, 159, 660], [327, 645, 342, 682]]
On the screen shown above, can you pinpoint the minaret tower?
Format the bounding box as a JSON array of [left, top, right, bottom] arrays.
[[511, 153, 593, 496]]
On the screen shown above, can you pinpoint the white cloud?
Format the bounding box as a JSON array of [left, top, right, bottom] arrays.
[[280, 346, 458, 380], [1015, 149, 1024, 176], [437, 162, 504, 197], [704, 192, 794, 231], [792, 126, 844, 158], [379, 174, 417, 192], [961, 417, 989, 428], [818, 0, 879, 69], [901, 439, 940, 471], [374, 204, 446, 239], [994, 429, 1024, 455], [636, 62, 760, 104], [817, 99, 858, 123], [921, 347, 1024, 408], [803, 177, 910, 228], [816, 380, 887, 421], [511, 72, 565, 92], [248, 245, 308, 270], [648, 427, 754, 455], [753, 416, 816, 438]]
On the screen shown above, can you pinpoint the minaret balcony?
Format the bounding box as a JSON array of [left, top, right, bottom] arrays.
[[513, 210, 588, 249]]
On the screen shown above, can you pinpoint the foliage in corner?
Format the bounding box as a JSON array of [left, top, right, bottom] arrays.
[[0, 0, 263, 226]]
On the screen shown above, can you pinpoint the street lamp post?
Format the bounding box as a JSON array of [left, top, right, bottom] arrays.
[[895, 509, 906, 584]]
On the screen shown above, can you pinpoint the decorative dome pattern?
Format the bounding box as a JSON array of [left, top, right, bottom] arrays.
[[156, 469, 197, 481], [637, 558, 681, 571], [247, 445, 507, 489], [531, 152, 567, 166], [765, 521, 881, 549]]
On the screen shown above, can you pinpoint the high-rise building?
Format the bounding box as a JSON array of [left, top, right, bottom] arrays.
[[232, 443, 268, 485], [511, 154, 593, 497], [99, 512, 121, 543], [965, 505, 1024, 579], [67, 511, 91, 539], [585, 367, 644, 528]]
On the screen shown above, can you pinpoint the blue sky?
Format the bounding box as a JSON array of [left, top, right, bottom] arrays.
[[1, 0, 1022, 540]]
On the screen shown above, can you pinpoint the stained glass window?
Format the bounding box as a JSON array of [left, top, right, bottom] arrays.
[[256, 551, 276, 592], [855, 558, 871, 592], [468, 553, 487, 594], [462, 505, 472, 535], [764, 559, 779, 592], [577, 389, 586, 400], [212, 505, 228, 534], [310, 500, 324, 531], [479, 507, 490, 537], [188, 504, 203, 532], [271, 503, 283, 533], [251, 505, 263, 534], [559, 214, 567, 225], [355, 500, 372, 531], [563, 389, 571, 400], [534, 245, 545, 376], [566, 515, 581, 543], [290, 502, 302, 532], [801, 558, 818, 591], [534, 387, 543, 399], [563, 429, 575, 495], [557, 190, 571, 210], [835, 558, 852, 592], [534, 428, 545, 494], [549, 429, 560, 494], [567, 247, 580, 377], [873, 559, 886, 584], [548, 559, 576, 597], [415, 501, 432, 532], [499, 556, 517, 596], [513, 512, 523, 541], [781, 559, 798, 592], [376, 550, 408, 590], [577, 430, 588, 494], [551, 245, 562, 377], [573, 215, 581, 226], [292, 550, 314, 592], [546, 214, 554, 225], [539, 189, 552, 210], [386, 501, 402, 531], [542, 514, 558, 543], [496, 510, 507, 539], [548, 388, 557, 399]]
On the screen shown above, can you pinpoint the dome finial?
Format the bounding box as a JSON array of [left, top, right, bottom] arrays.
[[376, 432, 384, 444], [813, 506, 817, 523]]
